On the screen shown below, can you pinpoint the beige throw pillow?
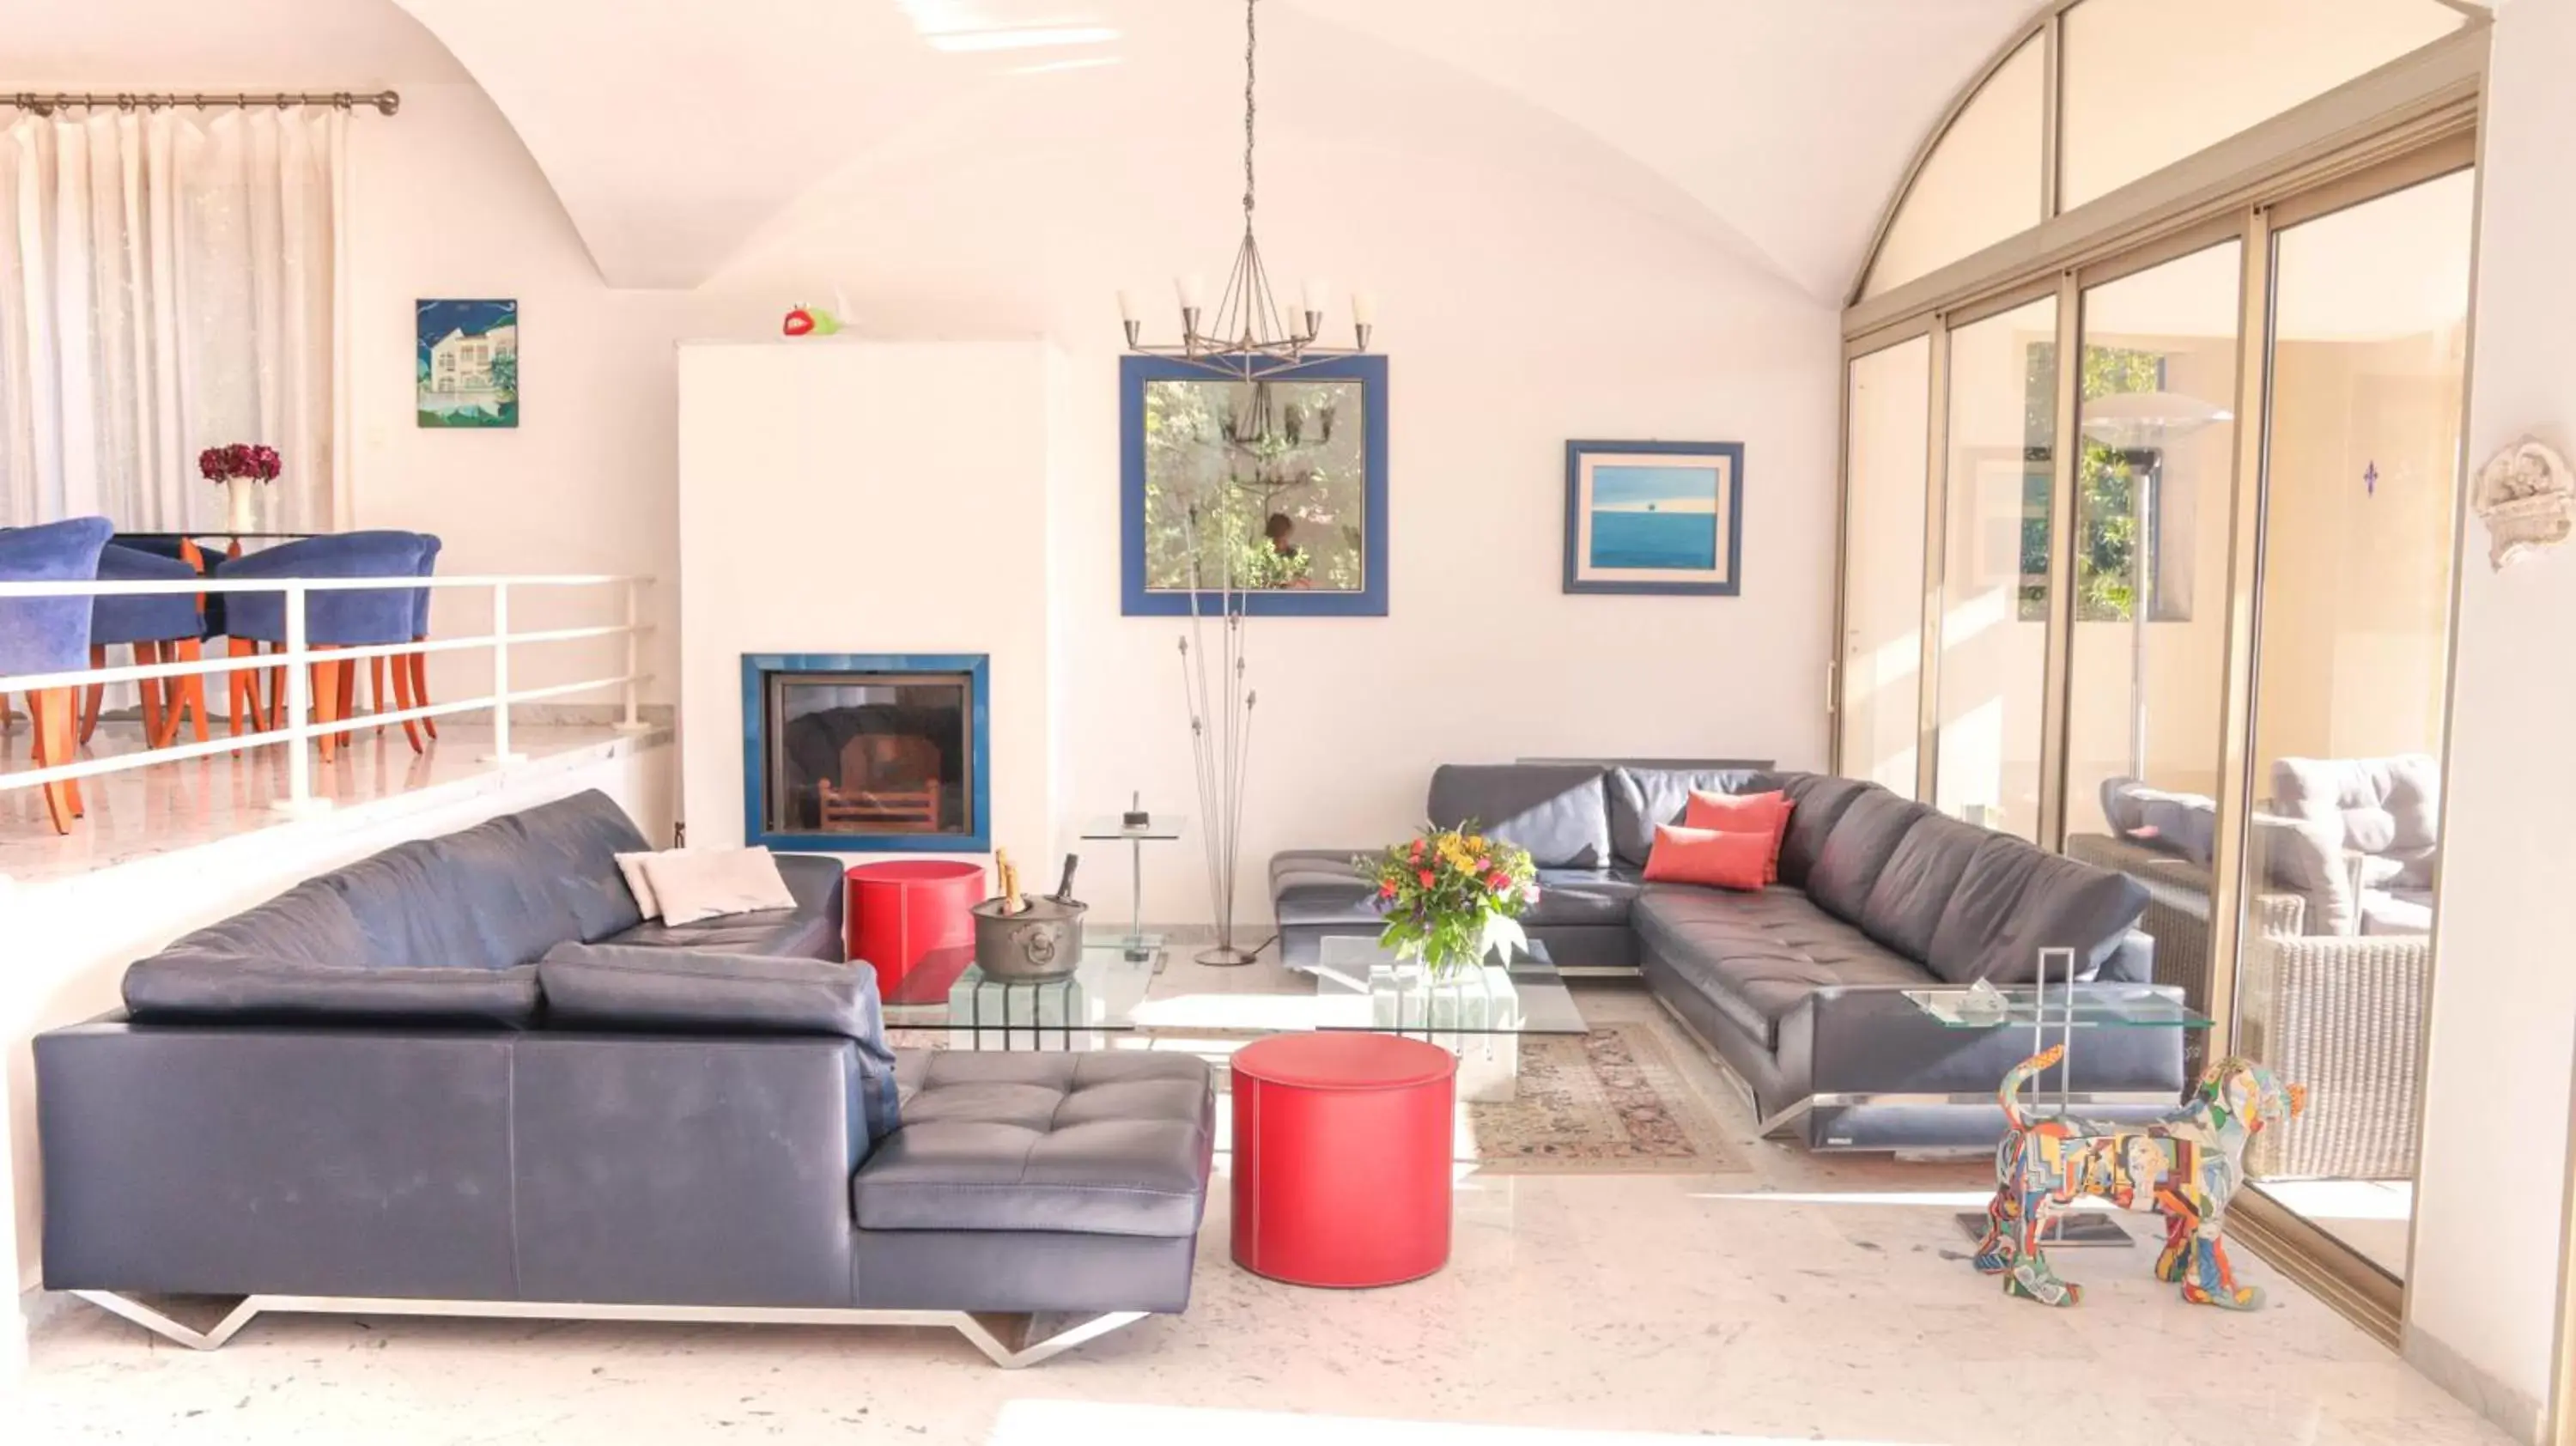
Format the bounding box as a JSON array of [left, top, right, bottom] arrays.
[[614, 851, 664, 920], [639, 847, 799, 927]]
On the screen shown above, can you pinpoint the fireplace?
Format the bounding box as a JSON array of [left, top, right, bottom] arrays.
[[741, 653, 990, 851]]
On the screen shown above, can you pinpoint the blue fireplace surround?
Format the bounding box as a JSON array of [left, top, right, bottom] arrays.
[[741, 653, 992, 853]]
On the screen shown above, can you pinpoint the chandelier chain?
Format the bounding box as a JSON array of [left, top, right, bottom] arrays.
[[1242, 0, 1257, 223], [1120, 0, 1368, 383]]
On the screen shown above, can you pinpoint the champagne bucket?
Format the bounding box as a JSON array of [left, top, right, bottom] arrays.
[[970, 896, 1087, 981]]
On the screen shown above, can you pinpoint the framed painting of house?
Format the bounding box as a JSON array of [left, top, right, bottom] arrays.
[[1562, 440, 1744, 595], [1119, 354, 1389, 617], [416, 299, 519, 428]]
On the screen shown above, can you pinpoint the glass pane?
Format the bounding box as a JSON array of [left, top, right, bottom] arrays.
[[762, 669, 977, 839], [2057, 240, 2240, 1037], [1142, 375, 1369, 593], [1935, 297, 2057, 838], [2061, 0, 2463, 210], [1865, 35, 2045, 298], [1840, 338, 1930, 794], [2239, 170, 2475, 1283]]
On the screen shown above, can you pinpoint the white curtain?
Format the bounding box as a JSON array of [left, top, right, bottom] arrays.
[[0, 105, 344, 532]]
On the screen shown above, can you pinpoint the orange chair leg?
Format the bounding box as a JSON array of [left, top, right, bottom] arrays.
[[411, 644, 437, 740], [136, 641, 168, 748], [228, 638, 259, 739], [31, 687, 77, 833], [266, 644, 287, 733], [311, 646, 342, 762], [369, 654, 388, 735], [173, 637, 210, 744], [80, 643, 106, 745], [388, 642, 425, 754], [339, 659, 360, 744]]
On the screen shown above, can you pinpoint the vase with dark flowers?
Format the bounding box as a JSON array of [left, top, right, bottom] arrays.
[[199, 443, 282, 534], [1357, 823, 1540, 979]]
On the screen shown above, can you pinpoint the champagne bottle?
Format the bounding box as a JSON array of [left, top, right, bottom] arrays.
[[994, 848, 1024, 914], [1051, 853, 1080, 905]]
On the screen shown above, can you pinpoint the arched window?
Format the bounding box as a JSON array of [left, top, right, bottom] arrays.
[[1858, 0, 2472, 301]]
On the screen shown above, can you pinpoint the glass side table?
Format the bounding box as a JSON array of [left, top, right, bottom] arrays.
[[1907, 952, 2214, 1249], [1078, 814, 1185, 963]]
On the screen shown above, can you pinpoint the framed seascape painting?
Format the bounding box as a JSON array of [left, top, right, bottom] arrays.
[[416, 298, 519, 428], [1562, 440, 1743, 595], [1120, 354, 1388, 617]]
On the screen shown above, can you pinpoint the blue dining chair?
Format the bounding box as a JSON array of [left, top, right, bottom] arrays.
[[373, 532, 442, 750], [216, 532, 432, 762], [0, 516, 112, 832], [112, 532, 226, 641], [84, 544, 210, 748]]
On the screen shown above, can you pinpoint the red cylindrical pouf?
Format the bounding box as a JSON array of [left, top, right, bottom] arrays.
[[844, 860, 985, 995], [1230, 1033, 1457, 1288]]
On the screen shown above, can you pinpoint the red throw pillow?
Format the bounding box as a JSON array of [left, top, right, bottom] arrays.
[[1683, 789, 1793, 884], [1643, 824, 1769, 891]]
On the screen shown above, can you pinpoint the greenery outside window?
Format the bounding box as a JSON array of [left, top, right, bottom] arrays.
[[2016, 343, 2187, 623]]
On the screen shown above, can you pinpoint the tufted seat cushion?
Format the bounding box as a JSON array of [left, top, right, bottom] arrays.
[[854, 1051, 1212, 1237], [1633, 884, 1930, 1048]]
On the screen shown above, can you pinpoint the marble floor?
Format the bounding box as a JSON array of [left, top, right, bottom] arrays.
[[0, 715, 665, 885], [13, 986, 2507, 1446]]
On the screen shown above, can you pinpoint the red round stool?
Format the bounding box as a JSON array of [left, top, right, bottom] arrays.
[[1230, 1033, 1456, 1287], [844, 860, 984, 996]]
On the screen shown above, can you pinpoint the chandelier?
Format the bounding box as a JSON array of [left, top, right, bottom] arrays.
[[1118, 0, 1373, 382]]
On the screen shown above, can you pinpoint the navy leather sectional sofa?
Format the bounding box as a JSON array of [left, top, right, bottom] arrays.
[[37, 791, 1213, 1364], [1272, 761, 2188, 1151]]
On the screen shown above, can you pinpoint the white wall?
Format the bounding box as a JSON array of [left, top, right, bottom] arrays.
[[0, 738, 675, 1371], [344, 82, 686, 713], [673, 341, 1060, 871], [676, 47, 1841, 924], [2408, 4, 2576, 1441]]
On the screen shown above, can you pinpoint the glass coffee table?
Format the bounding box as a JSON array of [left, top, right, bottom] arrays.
[[880, 935, 1584, 1098], [1903, 978, 2214, 1248]]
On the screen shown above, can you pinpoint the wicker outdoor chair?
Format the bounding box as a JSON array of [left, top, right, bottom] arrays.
[[2064, 831, 2424, 1181]]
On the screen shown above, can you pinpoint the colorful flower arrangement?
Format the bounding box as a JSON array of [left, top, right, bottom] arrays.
[[197, 443, 282, 484], [1356, 823, 1540, 977]]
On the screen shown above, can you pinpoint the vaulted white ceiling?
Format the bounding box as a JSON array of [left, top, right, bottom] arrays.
[[10, 0, 2041, 301], [392, 0, 2032, 298]]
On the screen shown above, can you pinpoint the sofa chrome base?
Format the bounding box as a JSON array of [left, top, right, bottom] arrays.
[[71, 1290, 1150, 1368]]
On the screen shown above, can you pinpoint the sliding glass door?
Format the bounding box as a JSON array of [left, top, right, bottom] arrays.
[[1831, 157, 2477, 1315], [1932, 298, 2056, 839], [1839, 338, 1932, 796], [2233, 169, 2476, 1282], [2058, 241, 2242, 1020]]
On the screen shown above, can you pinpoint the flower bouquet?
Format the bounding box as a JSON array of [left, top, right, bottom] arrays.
[[199, 443, 282, 533], [1357, 823, 1540, 978]]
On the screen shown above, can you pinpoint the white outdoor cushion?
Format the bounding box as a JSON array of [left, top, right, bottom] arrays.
[[639, 847, 799, 927], [615, 851, 664, 920]]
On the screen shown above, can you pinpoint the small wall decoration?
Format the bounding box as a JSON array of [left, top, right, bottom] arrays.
[[416, 299, 519, 428], [2470, 435, 2573, 570], [1563, 440, 1743, 595], [1121, 355, 1388, 617]]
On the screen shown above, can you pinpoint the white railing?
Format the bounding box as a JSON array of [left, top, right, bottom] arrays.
[[0, 574, 653, 817]]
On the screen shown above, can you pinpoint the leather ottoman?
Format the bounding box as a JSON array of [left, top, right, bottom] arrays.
[[1230, 1033, 1456, 1287]]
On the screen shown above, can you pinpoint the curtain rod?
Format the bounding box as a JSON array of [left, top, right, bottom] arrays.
[[5, 91, 400, 117]]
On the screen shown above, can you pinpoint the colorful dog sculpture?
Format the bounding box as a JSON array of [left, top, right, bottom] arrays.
[[1972, 1047, 2306, 1309]]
